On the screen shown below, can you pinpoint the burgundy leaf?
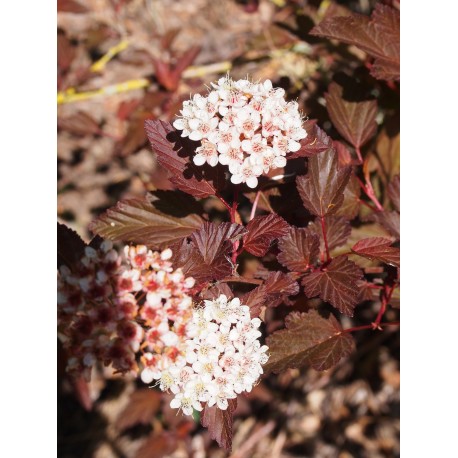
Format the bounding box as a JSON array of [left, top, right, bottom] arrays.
[[240, 285, 267, 318], [145, 120, 225, 198], [201, 398, 237, 451], [263, 271, 300, 308], [201, 283, 234, 301], [368, 211, 400, 240], [296, 148, 351, 217], [88, 195, 204, 250], [334, 140, 353, 167], [115, 389, 161, 431], [310, 4, 400, 81], [264, 310, 355, 373], [134, 432, 178, 458], [170, 223, 246, 282], [243, 214, 289, 257], [57, 31, 76, 74], [57, 0, 89, 13], [308, 215, 351, 252], [335, 172, 361, 219], [277, 227, 320, 272], [387, 174, 400, 212], [191, 222, 246, 265], [288, 120, 334, 159], [57, 222, 87, 270], [302, 256, 363, 316], [58, 111, 100, 136], [116, 110, 153, 157], [325, 82, 378, 149], [351, 237, 399, 267]]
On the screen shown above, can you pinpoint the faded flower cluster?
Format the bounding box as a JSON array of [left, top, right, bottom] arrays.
[[173, 76, 307, 188], [57, 242, 195, 381], [148, 295, 269, 416]]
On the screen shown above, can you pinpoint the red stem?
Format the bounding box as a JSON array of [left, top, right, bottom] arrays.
[[342, 321, 400, 334], [249, 190, 262, 221], [355, 146, 363, 164], [374, 283, 395, 326], [320, 216, 331, 262], [355, 175, 384, 212]]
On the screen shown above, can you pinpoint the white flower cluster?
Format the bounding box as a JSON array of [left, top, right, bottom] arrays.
[[173, 76, 307, 188], [147, 294, 269, 416]]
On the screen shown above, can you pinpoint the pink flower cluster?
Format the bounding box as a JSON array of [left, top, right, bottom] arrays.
[[57, 242, 195, 381], [149, 295, 269, 416], [173, 76, 307, 188]]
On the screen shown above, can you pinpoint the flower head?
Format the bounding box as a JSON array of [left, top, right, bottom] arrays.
[[147, 294, 269, 416], [173, 76, 307, 188]]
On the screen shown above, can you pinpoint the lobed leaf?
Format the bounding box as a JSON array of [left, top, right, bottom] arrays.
[[351, 237, 400, 267], [57, 222, 87, 270], [277, 227, 320, 272], [240, 285, 267, 318], [145, 120, 225, 198], [310, 4, 400, 81], [201, 398, 237, 451], [243, 214, 289, 256], [368, 211, 400, 240], [264, 310, 355, 373], [170, 222, 246, 282], [325, 82, 378, 149], [302, 256, 363, 316], [296, 148, 351, 217], [335, 173, 361, 219], [263, 271, 300, 308], [88, 195, 204, 250], [308, 215, 352, 253], [115, 389, 161, 431], [288, 120, 334, 159]]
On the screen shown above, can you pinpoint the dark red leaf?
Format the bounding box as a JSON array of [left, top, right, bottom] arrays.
[[201, 398, 237, 451], [368, 211, 400, 240], [277, 227, 320, 272], [240, 285, 267, 318], [88, 195, 204, 250], [308, 215, 351, 253], [134, 432, 178, 458], [243, 214, 289, 256], [145, 120, 225, 198], [334, 140, 353, 167], [57, 0, 89, 13], [71, 376, 93, 411], [170, 223, 246, 282], [116, 111, 153, 157], [57, 222, 87, 270], [116, 389, 161, 431], [351, 237, 399, 267], [302, 256, 363, 316], [264, 310, 355, 373], [263, 271, 300, 308], [296, 148, 351, 217], [325, 82, 378, 149], [58, 111, 100, 136], [387, 174, 400, 212], [310, 4, 400, 81], [172, 46, 202, 81], [57, 31, 76, 74], [335, 172, 361, 219], [288, 120, 334, 159], [201, 283, 234, 300]]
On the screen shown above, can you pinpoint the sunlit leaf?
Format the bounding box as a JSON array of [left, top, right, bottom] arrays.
[[302, 256, 363, 316], [89, 195, 204, 249], [277, 227, 320, 271], [351, 237, 400, 267], [296, 148, 351, 217], [243, 214, 289, 256], [264, 310, 355, 373]]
